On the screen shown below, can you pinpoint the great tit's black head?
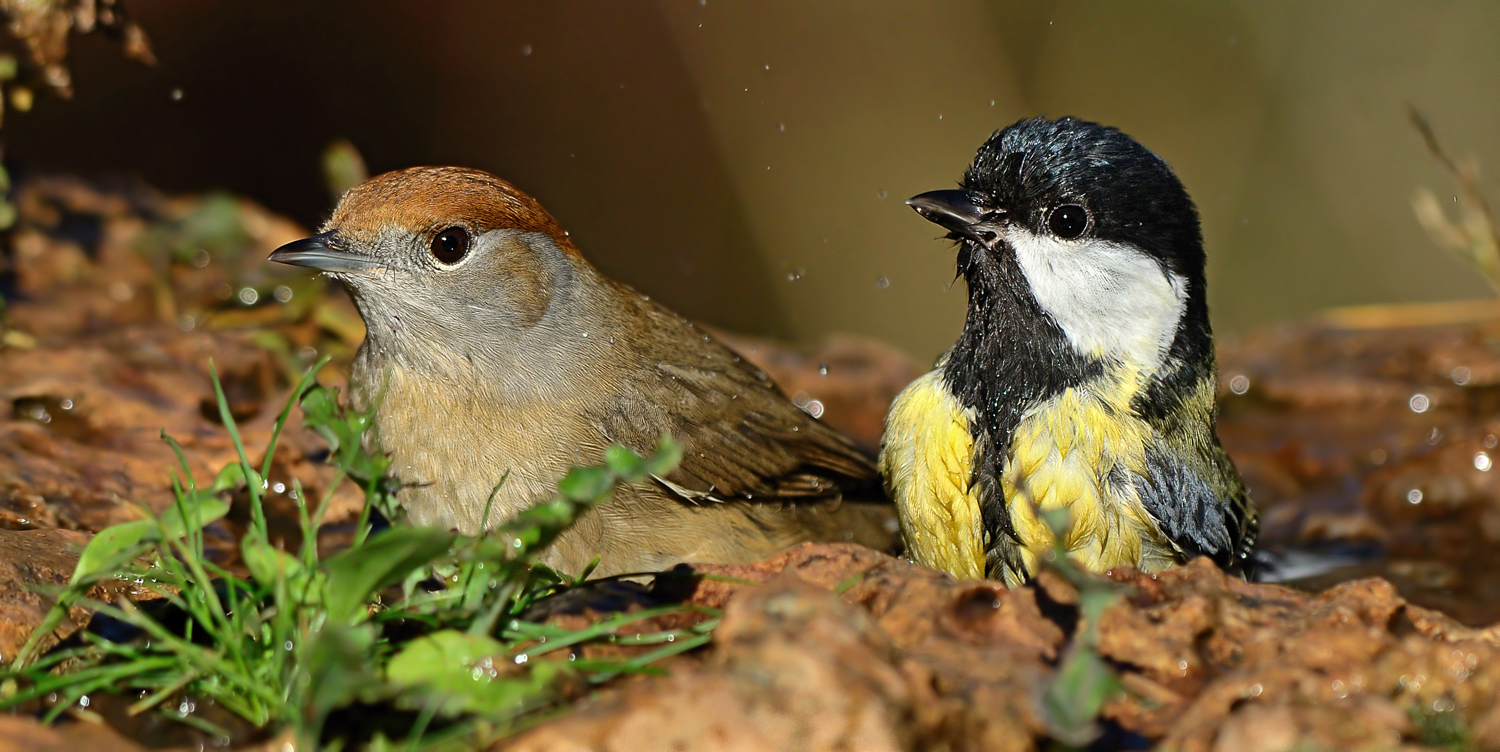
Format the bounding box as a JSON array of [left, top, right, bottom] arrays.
[[909, 117, 1211, 377], [958, 117, 1202, 278]]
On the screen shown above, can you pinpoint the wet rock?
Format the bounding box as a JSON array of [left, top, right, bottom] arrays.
[[510, 543, 1500, 752], [510, 545, 1053, 752], [0, 528, 118, 663], [1217, 301, 1500, 623], [0, 177, 365, 540], [0, 715, 146, 752]]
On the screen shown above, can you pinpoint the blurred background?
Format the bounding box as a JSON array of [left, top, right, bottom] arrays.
[[5, 0, 1499, 363]]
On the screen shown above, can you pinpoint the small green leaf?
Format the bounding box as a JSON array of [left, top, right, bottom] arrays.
[[69, 496, 228, 586], [321, 527, 456, 623], [644, 436, 683, 477], [241, 536, 303, 588], [304, 622, 380, 726], [1043, 647, 1123, 746], [209, 462, 247, 494], [299, 386, 342, 451], [603, 444, 646, 479], [555, 466, 612, 502], [386, 630, 564, 717], [157, 495, 231, 540], [70, 520, 154, 585]]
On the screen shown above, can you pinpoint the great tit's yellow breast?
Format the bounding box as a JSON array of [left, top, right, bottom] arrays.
[[1003, 379, 1178, 582], [880, 369, 986, 579]]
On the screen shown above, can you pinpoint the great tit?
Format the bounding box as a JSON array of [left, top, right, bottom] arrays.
[[880, 117, 1257, 585]]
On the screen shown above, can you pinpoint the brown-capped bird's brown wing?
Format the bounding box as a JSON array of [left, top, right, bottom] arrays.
[[594, 294, 878, 503]]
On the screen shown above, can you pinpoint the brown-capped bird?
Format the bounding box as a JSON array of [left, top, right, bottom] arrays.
[[269, 167, 895, 577]]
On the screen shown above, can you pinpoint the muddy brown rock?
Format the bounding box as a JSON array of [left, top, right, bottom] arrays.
[[1217, 301, 1500, 624], [0, 715, 147, 752], [509, 545, 1054, 752], [0, 178, 365, 543], [509, 544, 1500, 752], [0, 528, 94, 662]]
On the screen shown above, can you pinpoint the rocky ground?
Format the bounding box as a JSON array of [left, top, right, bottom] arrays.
[[3, 177, 1500, 750]]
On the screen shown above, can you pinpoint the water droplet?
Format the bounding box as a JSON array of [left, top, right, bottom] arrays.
[[581, 331, 588, 338], [608, 336, 615, 344], [877, 189, 888, 200], [777, 122, 785, 132], [763, 64, 770, 71], [170, 87, 184, 101], [1409, 393, 1430, 413], [787, 267, 804, 281], [1486, 434, 1498, 449], [937, 113, 944, 120], [1476, 452, 1492, 472], [238, 287, 259, 305], [1452, 366, 1472, 385], [298, 345, 318, 360], [273, 285, 293, 303], [177, 314, 196, 332], [804, 399, 825, 419], [988, 99, 996, 107], [1407, 488, 1424, 505], [818, 363, 829, 376], [520, 43, 533, 56], [272, 481, 286, 494], [514, 653, 529, 665], [1228, 374, 1250, 395], [1368, 448, 1387, 465], [191, 248, 211, 268], [876, 276, 889, 289], [109, 281, 134, 302]]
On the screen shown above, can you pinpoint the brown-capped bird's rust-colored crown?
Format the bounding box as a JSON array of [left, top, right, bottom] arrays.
[[325, 166, 579, 254]]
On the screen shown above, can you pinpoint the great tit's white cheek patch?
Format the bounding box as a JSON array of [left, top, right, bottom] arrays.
[[1006, 228, 1187, 372]]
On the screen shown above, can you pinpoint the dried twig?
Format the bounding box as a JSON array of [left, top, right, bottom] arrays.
[[1409, 107, 1500, 293]]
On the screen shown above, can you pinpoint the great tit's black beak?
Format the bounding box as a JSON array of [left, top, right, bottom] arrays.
[[906, 190, 996, 244], [268, 231, 376, 273]]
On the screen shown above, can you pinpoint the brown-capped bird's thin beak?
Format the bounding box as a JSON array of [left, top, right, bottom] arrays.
[[268, 231, 377, 273], [906, 189, 997, 244]]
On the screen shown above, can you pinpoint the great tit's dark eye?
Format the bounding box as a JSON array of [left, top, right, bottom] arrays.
[[1047, 204, 1089, 239], [430, 227, 470, 264]]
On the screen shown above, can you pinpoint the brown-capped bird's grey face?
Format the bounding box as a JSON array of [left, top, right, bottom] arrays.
[[272, 224, 581, 355]]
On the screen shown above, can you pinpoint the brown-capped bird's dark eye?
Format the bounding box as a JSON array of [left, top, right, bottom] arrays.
[[1047, 204, 1089, 239], [430, 227, 470, 264]]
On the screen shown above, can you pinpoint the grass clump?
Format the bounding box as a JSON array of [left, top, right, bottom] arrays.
[[0, 360, 709, 749]]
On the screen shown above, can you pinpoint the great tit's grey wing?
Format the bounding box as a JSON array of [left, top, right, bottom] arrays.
[[1133, 439, 1255, 572], [595, 293, 879, 503]]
